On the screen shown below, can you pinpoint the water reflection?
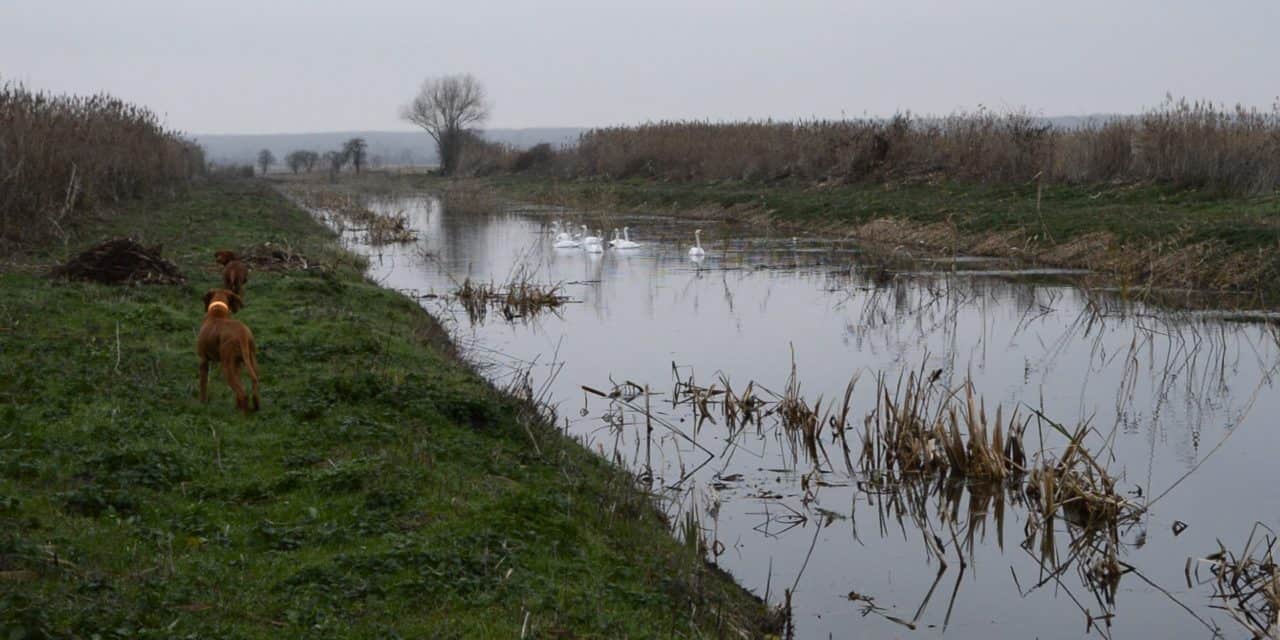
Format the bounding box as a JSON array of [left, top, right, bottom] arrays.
[[301, 190, 1280, 639]]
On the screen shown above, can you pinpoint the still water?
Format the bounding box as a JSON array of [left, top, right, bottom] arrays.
[[309, 192, 1280, 639]]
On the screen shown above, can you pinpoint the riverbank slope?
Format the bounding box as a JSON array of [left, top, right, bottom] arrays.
[[0, 179, 772, 638]]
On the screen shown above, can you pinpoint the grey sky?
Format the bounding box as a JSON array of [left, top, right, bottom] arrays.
[[4, 0, 1277, 134]]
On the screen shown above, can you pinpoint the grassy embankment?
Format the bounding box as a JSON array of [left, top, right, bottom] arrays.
[[0, 179, 772, 638], [476, 175, 1280, 307]]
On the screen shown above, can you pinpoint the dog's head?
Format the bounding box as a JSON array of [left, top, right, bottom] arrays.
[[214, 250, 239, 266], [202, 288, 243, 314]]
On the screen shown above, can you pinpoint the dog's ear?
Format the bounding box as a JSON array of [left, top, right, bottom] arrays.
[[228, 291, 244, 313], [202, 290, 214, 310]]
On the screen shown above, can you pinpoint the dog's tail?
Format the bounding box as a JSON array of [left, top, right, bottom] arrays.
[[243, 335, 261, 412]]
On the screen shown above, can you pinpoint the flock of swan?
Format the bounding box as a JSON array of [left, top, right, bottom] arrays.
[[550, 221, 706, 258]]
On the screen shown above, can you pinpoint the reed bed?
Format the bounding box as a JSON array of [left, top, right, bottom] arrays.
[[440, 180, 501, 216], [666, 358, 1140, 544], [530, 99, 1280, 196], [0, 81, 205, 245]]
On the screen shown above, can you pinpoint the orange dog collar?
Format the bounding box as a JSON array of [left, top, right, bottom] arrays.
[[208, 301, 230, 313]]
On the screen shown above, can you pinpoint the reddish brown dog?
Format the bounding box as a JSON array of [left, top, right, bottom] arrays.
[[214, 250, 249, 298], [198, 288, 260, 414]]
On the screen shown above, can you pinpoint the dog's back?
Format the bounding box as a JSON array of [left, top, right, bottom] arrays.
[[214, 250, 249, 297], [198, 289, 260, 413]]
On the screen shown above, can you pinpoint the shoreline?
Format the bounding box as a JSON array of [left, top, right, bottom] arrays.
[[468, 175, 1280, 311]]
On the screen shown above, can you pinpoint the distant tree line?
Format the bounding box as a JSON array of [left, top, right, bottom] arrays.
[[261, 137, 372, 178]]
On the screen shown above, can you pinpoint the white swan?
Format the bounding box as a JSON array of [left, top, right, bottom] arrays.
[[614, 227, 640, 249], [688, 228, 706, 257], [554, 236, 581, 249], [608, 228, 621, 248], [552, 221, 573, 243], [580, 225, 602, 246]]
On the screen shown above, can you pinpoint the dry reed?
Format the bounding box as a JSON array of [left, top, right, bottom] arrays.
[[0, 81, 205, 245], [455, 275, 568, 324], [531, 99, 1280, 196]]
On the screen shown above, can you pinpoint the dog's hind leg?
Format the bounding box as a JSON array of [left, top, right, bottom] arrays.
[[245, 349, 261, 412], [223, 362, 248, 413], [199, 358, 210, 403]]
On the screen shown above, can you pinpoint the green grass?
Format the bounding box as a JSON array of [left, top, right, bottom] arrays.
[[0, 180, 770, 639]]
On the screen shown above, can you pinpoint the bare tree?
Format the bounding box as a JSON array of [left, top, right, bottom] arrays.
[[342, 138, 368, 174], [285, 150, 313, 174], [300, 150, 319, 172], [401, 74, 490, 175], [257, 149, 276, 176], [323, 150, 347, 179]]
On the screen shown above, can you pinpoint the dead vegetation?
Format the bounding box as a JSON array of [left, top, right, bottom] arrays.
[[284, 188, 417, 245], [454, 275, 568, 324], [51, 238, 185, 285], [239, 242, 309, 271], [550, 99, 1280, 196], [859, 367, 1027, 481], [1193, 524, 1280, 638], [1, 82, 204, 245]]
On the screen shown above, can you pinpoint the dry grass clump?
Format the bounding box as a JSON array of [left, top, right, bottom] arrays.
[[0, 81, 205, 245], [365, 212, 416, 245], [544, 98, 1280, 196], [1194, 524, 1280, 638], [859, 369, 1026, 481], [1024, 421, 1128, 531], [454, 275, 567, 324]]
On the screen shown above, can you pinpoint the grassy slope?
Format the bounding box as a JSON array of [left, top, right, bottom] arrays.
[[482, 175, 1280, 303], [0, 180, 769, 639]]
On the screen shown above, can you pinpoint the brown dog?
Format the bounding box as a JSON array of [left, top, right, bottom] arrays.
[[214, 250, 248, 298], [197, 288, 260, 414]]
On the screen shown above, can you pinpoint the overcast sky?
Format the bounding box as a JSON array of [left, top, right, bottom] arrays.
[[3, 0, 1277, 134]]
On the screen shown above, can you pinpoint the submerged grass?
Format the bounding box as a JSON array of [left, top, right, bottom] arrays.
[[0, 179, 772, 638]]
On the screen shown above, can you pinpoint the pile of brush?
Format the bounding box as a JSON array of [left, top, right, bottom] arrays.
[[241, 242, 309, 271], [52, 238, 185, 285]]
